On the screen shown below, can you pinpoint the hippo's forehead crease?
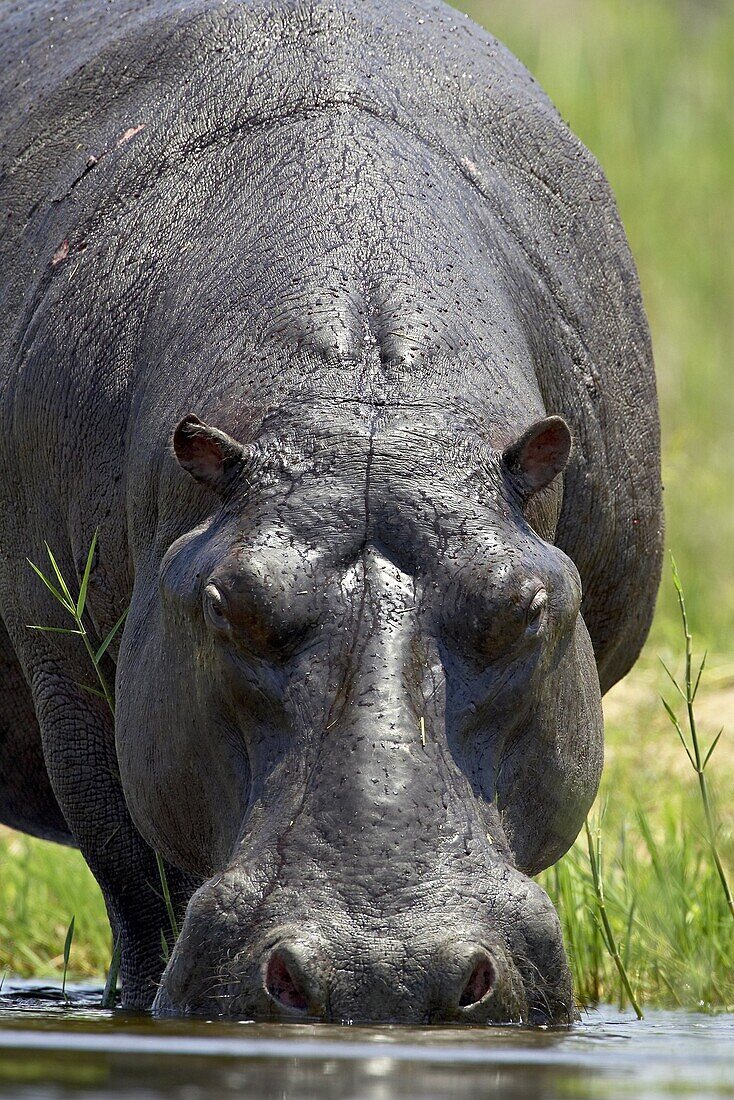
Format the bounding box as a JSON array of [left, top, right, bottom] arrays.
[[238, 451, 512, 577]]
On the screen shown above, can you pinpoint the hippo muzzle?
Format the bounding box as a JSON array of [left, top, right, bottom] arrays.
[[153, 872, 570, 1024]]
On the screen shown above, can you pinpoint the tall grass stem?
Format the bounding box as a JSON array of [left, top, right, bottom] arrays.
[[584, 819, 644, 1019], [101, 934, 122, 1009], [664, 558, 734, 921], [61, 915, 75, 1005]]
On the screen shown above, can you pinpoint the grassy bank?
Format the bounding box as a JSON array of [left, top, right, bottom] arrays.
[[542, 650, 734, 1013], [0, 831, 108, 980]]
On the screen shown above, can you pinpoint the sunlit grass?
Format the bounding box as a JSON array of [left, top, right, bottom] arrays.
[[542, 793, 734, 1013], [0, 831, 108, 980], [541, 566, 733, 1013]]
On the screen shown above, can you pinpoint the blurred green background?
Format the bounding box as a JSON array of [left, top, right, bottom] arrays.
[[1, 0, 732, 1009], [455, 0, 734, 652]]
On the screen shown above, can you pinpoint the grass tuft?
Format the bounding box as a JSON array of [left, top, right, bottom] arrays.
[[584, 815, 643, 1019], [540, 564, 733, 1013]]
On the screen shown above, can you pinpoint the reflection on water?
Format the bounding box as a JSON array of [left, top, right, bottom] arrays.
[[0, 983, 732, 1099]]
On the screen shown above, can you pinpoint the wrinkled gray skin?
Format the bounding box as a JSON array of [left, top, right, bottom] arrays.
[[0, 0, 663, 1024]]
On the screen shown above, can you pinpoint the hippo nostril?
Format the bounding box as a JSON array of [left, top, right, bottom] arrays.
[[434, 939, 501, 1019], [458, 955, 495, 1008], [265, 948, 310, 1013]]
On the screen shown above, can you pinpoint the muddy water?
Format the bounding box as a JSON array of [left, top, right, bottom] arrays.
[[0, 983, 732, 1099]]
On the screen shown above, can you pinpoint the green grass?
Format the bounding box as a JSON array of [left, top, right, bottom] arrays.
[[536, 562, 733, 1013], [542, 757, 734, 1013], [0, 831, 108, 980], [0, 0, 731, 1012], [543, 799, 734, 1013]]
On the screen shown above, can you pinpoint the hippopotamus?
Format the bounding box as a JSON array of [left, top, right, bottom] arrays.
[[0, 0, 663, 1024]]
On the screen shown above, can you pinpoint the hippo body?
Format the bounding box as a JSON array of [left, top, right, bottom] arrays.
[[0, 0, 662, 1022]]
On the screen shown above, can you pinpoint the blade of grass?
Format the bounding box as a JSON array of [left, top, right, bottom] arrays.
[[44, 544, 75, 608], [659, 658, 685, 699], [101, 933, 122, 1009], [702, 729, 724, 771], [661, 697, 696, 768], [27, 625, 84, 635], [61, 915, 75, 1005], [74, 682, 107, 701], [155, 852, 179, 943], [76, 529, 98, 618], [692, 651, 708, 702], [26, 559, 74, 613], [584, 819, 644, 1019], [95, 608, 128, 664]]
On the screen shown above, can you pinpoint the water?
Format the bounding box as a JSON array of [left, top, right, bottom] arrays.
[[0, 983, 731, 1099]]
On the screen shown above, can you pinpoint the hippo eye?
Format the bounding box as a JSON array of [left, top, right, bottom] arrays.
[[203, 583, 229, 630], [526, 588, 547, 631]]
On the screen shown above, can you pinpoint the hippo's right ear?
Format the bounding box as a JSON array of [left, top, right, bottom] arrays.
[[172, 414, 248, 493], [502, 416, 572, 500]]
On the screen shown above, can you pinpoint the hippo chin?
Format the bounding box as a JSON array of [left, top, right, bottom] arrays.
[[0, 0, 662, 1024]]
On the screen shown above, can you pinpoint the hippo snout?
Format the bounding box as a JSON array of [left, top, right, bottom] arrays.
[[256, 934, 526, 1024], [152, 872, 571, 1025], [156, 929, 528, 1024]]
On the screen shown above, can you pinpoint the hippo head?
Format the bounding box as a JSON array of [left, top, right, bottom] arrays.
[[116, 405, 602, 1024]]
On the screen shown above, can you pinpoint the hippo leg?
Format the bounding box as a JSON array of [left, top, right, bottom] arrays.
[[0, 507, 198, 1006], [0, 618, 71, 844], [24, 667, 198, 1007]]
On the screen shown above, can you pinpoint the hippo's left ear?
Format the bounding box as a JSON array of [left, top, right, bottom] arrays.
[[172, 414, 248, 493], [502, 416, 572, 498]]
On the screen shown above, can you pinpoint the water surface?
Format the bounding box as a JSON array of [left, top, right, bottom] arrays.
[[0, 982, 731, 1099]]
